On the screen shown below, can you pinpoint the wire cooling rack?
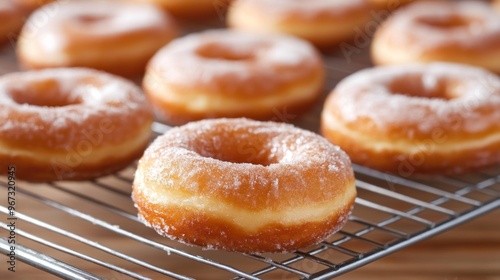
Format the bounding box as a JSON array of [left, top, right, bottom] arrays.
[[1, 120, 499, 279], [1, 10, 500, 278]]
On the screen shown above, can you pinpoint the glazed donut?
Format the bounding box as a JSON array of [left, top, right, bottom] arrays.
[[0, 68, 153, 181], [371, 1, 500, 73], [143, 29, 324, 125], [321, 63, 500, 175], [227, 0, 374, 48], [0, 1, 26, 44], [17, 0, 178, 77], [132, 0, 232, 18], [494, 0, 500, 12], [132, 118, 356, 253]]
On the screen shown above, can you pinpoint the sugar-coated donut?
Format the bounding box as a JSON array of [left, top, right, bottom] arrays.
[[227, 0, 374, 48], [144, 30, 324, 125], [132, 118, 356, 253], [321, 63, 500, 175], [0, 1, 26, 44], [371, 1, 500, 73], [0, 68, 153, 181], [132, 0, 232, 18], [17, 0, 178, 77]]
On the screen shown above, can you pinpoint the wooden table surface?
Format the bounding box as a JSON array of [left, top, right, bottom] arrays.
[[1, 2, 500, 279]]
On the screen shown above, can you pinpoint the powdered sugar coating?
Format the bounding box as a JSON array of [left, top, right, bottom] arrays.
[[0, 68, 152, 150], [133, 118, 356, 253], [146, 29, 322, 94], [21, 0, 173, 50], [378, 1, 500, 51], [326, 63, 500, 138], [17, 0, 177, 78], [136, 118, 353, 210], [231, 0, 369, 20]]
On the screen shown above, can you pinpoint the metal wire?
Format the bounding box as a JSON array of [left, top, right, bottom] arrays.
[[1, 144, 498, 279], [0, 238, 103, 280], [310, 199, 500, 280], [2, 13, 499, 279]]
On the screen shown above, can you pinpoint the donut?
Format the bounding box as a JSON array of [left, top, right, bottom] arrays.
[[143, 29, 324, 125], [17, 0, 178, 77], [131, 0, 232, 18], [371, 1, 500, 73], [321, 63, 500, 175], [227, 0, 374, 48], [132, 118, 356, 253], [0, 68, 153, 181], [0, 1, 26, 44]]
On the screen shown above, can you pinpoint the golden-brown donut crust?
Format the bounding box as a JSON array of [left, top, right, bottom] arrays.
[[144, 30, 324, 125], [1, 146, 148, 182], [132, 118, 356, 253], [135, 198, 355, 253], [371, 1, 500, 73], [227, 0, 375, 48], [17, 0, 178, 77], [0, 68, 153, 181], [146, 92, 321, 126], [321, 63, 500, 175]]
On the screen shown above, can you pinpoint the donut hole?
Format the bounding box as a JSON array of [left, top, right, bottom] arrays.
[[193, 134, 278, 166], [388, 75, 461, 100], [418, 15, 478, 29], [210, 149, 277, 166], [9, 79, 82, 107], [75, 14, 110, 24], [196, 44, 255, 61]]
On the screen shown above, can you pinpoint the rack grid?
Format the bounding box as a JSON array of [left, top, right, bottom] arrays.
[[1, 122, 499, 279], [1, 16, 500, 278]]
